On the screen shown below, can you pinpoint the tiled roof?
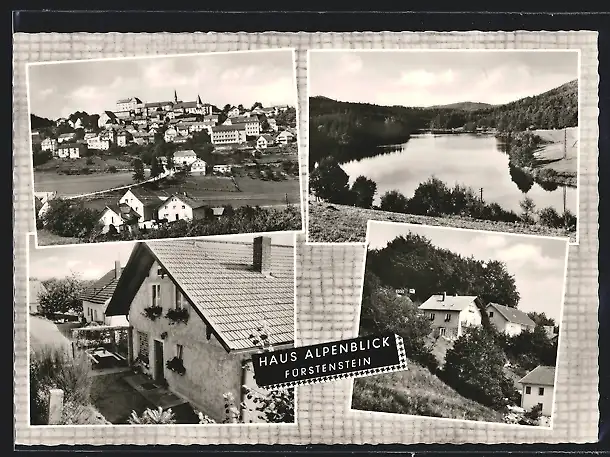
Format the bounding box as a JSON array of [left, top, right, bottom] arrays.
[[419, 294, 478, 312], [518, 365, 556, 386], [258, 134, 275, 142], [173, 150, 197, 158], [145, 239, 294, 351], [174, 101, 198, 109], [145, 101, 174, 108], [80, 267, 124, 305], [127, 187, 170, 202], [29, 279, 47, 304], [487, 303, 536, 327], [160, 194, 207, 210]]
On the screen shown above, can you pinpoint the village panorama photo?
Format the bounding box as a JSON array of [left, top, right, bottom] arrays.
[[28, 49, 303, 247], [27, 233, 296, 425], [307, 49, 579, 244], [350, 220, 568, 428]]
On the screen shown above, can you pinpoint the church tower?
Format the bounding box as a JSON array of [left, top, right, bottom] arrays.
[[173, 89, 178, 103], [197, 94, 202, 106]]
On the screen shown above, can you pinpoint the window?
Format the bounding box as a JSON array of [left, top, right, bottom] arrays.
[[176, 344, 183, 360], [539, 387, 545, 396], [182, 205, 186, 209], [444, 313, 451, 322], [525, 386, 531, 395], [439, 328, 446, 337], [151, 284, 161, 307], [489, 311, 494, 317], [175, 287, 188, 309], [138, 331, 149, 365], [429, 313, 435, 321]]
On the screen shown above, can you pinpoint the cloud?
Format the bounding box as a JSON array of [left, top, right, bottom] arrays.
[[399, 69, 455, 87], [38, 88, 54, 98], [70, 85, 102, 100], [338, 54, 363, 74], [495, 243, 561, 272]]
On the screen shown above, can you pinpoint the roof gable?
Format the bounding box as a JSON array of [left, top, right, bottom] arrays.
[[106, 239, 295, 352], [487, 303, 536, 327], [80, 266, 124, 306], [419, 294, 478, 312], [518, 365, 556, 386]]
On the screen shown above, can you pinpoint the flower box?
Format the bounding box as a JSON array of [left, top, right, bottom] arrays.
[[166, 307, 189, 325], [166, 356, 186, 375], [142, 305, 163, 321]]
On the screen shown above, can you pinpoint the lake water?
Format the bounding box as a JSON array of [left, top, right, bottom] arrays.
[[341, 133, 577, 215]]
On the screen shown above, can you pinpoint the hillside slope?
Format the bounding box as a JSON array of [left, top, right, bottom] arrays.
[[352, 363, 504, 422], [307, 201, 573, 243]]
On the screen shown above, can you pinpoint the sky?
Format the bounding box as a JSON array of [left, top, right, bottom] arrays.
[[28, 50, 297, 120], [28, 232, 296, 281], [366, 222, 568, 322], [309, 50, 579, 107]]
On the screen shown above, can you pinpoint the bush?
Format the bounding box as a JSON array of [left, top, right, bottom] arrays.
[[85, 157, 95, 165], [30, 346, 93, 425], [107, 165, 118, 173], [408, 177, 452, 216], [42, 199, 101, 238], [128, 407, 176, 425], [379, 190, 409, 213], [538, 207, 562, 228]]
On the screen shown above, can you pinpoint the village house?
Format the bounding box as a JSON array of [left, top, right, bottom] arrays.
[[55, 117, 68, 126], [41, 137, 58, 153], [80, 260, 128, 326], [164, 127, 178, 143], [203, 114, 219, 126], [117, 130, 133, 147], [132, 131, 155, 146], [223, 116, 261, 137], [29, 279, 47, 315], [211, 125, 247, 145], [267, 118, 278, 132], [87, 135, 110, 151], [256, 134, 275, 149], [485, 303, 536, 337], [115, 97, 143, 118], [119, 188, 170, 226], [227, 106, 240, 118], [98, 111, 119, 129], [418, 293, 483, 340], [190, 158, 207, 176], [56, 142, 86, 159], [182, 121, 209, 134], [98, 203, 141, 234], [518, 365, 556, 416], [69, 117, 84, 130], [173, 150, 198, 168], [104, 236, 295, 423], [157, 193, 208, 222], [57, 132, 77, 144], [275, 130, 294, 146], [212, 164, 232, 175]]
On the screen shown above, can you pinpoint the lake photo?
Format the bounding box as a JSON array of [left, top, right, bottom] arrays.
[[307, 50, 579, 243], [342, 132, 577, 215]]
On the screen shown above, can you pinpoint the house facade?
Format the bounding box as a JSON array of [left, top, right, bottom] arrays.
[[227, 106, 240, 118], [213, 164, 232, 174], [119, 188, 169, 224], [190, 159, 207, 176], [87, 135, 111, 151], [276, 130, 294, 145], [223, 116, 260, 137], [105, 237, 295, 423], [41, 137, 58, 152], [256, 134, 274, 149], [173, 150, 198, 167], [80, 261, 127, 326], [98, 111, 119, 129], [211, 125, 247, 145], [98, 204, 141, 234], [418, 293, 482, 340], [518, 365, 556, 416], [116, 97, 142, 114], [56, 143, 86, 159], [486, 303, 536, 337], [157, 194, 207, 222], [29, 279, 47, 314]]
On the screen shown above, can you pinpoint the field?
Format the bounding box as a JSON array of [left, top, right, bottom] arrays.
[[35, 156, 133, 173], [34, 171, 144, 197], [36, 229, 84, 246], [533, 127, 578, 176], [351, 364, 504, 423], [307, 200, 573, 243]]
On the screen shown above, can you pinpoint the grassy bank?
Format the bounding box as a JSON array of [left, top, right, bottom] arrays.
[[308, 201, 573, 243], [352, 364, 504, 422]]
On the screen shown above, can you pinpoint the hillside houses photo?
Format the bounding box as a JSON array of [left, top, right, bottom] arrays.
[[28, 233, 296, 425], [351, 221, 567, 427], [28, 50, 302, 246]]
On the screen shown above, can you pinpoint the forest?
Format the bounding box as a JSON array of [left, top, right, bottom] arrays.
[[309, 79, 578, 168]]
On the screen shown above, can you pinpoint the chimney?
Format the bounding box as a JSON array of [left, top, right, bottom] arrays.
[[115, 260, 121, 279], [253, 236, 272, 276]]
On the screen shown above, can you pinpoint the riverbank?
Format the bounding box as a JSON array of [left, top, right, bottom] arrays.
[[308, 201, 574, 243], [531, 128, 578, 187]]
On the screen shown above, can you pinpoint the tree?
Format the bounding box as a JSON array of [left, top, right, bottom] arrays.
[[150, 157, 164, 179], [379, 190, 409, 213], [39, 274, 86, 317], [132, 158, 145, 182], [443, 326, 517, 409], [42, 199, 101, 238], [527, 311, 556, 327], [222, 104, 232, 113], [351, 176, 377, 209], [519, 196, 536, 224], [408, 177, 453, 216], [251, 102, 263, 110], [309, 156, 352, 204]]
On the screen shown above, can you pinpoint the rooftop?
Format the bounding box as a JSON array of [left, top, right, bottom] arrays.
[[80, 266, 124, 305], [518, 365, 556, 386], [419, 294, 478, 312], [487, 303, 536, 327], [212, 124, 247, 132]]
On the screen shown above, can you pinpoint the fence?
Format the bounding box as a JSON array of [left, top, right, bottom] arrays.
[[71, 325, 133, 370]]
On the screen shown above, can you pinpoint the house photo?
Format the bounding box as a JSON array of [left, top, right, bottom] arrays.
[[351, 221, 568, 427]]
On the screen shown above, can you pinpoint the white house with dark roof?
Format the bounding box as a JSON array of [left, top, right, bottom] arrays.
[[119, 188, 170, 224], [172, 150, 198, 168], [80, 261, 127, 326], [190, 158, 207, 176], [256, 134, 275, 149], [98, 111, 119, 129], [29, 279, 48, 314], [157, 194, 207, 222], [98, 203, 141, 234], [227, 106, 240, 118], [418, 293, 483, 340], [275, 130, 295, 146], [518, 365, 556, 416], [486, 303, 536, 336], [211, 124, 247, 145], [105, 236, 295, 423]]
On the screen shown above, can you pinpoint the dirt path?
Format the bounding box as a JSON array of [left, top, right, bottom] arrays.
[[532, 127, 578, 176]]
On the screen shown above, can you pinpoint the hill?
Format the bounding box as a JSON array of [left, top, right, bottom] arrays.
[[30, 114, 54, 130], [352, 364, 504, 422], [309, 80, 578, 166], [429, 101, 493, 111]]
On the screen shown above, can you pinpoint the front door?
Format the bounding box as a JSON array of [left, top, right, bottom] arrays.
[[154, 340, 165, 382]]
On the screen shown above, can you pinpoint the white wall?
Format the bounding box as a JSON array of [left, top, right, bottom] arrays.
[[158, 196, 194, 222], [521, 383, 554, 416]]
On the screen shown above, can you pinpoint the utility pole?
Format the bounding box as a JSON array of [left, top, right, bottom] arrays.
[[480, 187, 483, 202], [564, 128, 567, 160]]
